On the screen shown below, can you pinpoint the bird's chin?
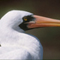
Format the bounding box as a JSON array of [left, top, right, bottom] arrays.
[[19, 23, 32, 31]]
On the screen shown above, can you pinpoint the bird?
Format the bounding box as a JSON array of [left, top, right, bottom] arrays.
[[0, 10, 60, 59]]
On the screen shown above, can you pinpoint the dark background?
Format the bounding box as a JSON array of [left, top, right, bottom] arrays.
[[0, 0, 60, 59]]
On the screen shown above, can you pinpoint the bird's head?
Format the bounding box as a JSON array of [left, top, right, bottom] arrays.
[[1, 10, 60, 32]]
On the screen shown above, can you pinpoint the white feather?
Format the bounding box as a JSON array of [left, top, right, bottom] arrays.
[[0, 10, 43, 59]]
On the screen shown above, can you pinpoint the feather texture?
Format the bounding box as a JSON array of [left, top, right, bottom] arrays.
[[0, 10, 43, 59]]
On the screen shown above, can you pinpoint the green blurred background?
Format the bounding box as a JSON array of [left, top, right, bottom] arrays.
[[0, 0, 60, 59]]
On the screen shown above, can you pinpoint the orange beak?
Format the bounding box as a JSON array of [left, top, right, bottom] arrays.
[[28, 15, 60, 28]]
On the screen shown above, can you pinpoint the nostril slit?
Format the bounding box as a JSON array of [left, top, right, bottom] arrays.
[[0, 44, 1, 47]]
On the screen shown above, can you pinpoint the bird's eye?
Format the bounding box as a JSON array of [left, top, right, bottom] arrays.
[[23, 15, 34, 22], [24, 17, 27, 21]]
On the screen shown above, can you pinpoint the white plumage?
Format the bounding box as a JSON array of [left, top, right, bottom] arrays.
[[0, 10, 43, 59]]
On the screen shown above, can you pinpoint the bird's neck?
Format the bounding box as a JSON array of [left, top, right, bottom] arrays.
[[0, 24, 42, 59], [0, 24, 25, 44], [0, 23, 24, 34]]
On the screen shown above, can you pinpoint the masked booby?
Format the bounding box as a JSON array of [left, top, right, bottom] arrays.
[[0, 10, 60, 59]]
